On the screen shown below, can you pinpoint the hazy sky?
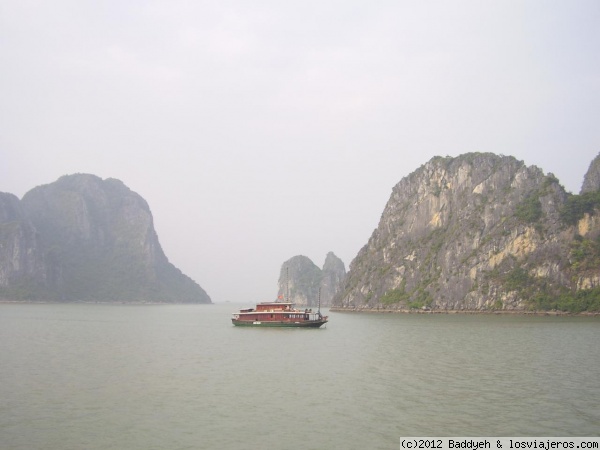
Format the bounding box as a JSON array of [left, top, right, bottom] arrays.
[[1, 1, 599, 302]]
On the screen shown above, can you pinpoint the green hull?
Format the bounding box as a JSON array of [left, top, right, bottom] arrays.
[[232, 319, 327, 328]]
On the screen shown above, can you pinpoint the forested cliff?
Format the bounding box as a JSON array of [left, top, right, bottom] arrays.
[[332, 153, 600, 313], [0, 174, 211, 303]]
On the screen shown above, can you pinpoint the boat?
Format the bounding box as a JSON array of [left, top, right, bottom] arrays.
[[231, 301, 328, 328], [232, 267, 328, 328]]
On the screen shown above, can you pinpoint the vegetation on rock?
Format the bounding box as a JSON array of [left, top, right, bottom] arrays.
[[0, 174, 211, 303], [333, 152, 600, 313]]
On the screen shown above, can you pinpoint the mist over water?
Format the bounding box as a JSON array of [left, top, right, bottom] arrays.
[[1, 304, 599, 450]]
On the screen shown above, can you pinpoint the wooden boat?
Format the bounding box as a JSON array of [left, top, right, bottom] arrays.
[[231, 301, 328, 327]]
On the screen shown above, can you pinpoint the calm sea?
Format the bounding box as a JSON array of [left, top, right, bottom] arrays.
[[1, 303, 599, 450]]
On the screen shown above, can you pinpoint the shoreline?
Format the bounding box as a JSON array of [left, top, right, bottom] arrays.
[[0, 300, 213, 305], [329, 307, 600, 316]]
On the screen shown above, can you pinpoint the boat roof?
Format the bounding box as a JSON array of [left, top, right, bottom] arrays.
[[258, 301, 292, 305]]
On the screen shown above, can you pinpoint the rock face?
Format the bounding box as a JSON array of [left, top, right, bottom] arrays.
[[277, 252, 346, 307], [581, 153, 600, 194], [0, 193, 49, 295], [0, 174, 211, 303], [320, 252, 347, 306], [333, 153, 600, 312]]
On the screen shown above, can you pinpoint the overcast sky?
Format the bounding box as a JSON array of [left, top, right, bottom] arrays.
[[1, 1, 599, 303]]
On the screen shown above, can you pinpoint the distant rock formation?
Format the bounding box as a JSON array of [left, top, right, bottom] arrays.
[[277, 252, 346, 307], [580, 153, 600, 194], [0, 193, 49, 293], [0, 174, 211, 303], [320, 252, 347, 306], [333, 152, 600, 313]]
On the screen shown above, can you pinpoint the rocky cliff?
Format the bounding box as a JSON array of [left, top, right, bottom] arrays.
[[581, 154, 600, 194], [332, 152, 600, 313], [320, 252, 347, 306], [0, 193, 50, 297], [277, 252, 346, 307], [0, 174, 211, 303]]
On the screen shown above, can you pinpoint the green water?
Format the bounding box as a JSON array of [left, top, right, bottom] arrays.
[[1, 304, 598, 450]]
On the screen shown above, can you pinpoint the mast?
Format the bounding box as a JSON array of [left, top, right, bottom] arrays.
[[318, 287, 322, 317], [286, 266, 289, 304]]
